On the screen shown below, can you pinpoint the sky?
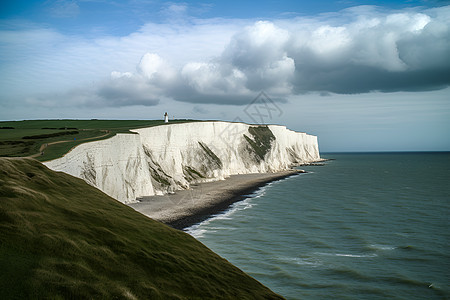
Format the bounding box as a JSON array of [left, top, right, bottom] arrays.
[[1, 0, 449, 152]]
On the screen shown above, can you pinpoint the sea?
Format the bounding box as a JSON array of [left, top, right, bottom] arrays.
[[186, 152, 450, 300]]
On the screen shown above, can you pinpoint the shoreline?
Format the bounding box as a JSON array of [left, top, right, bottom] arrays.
[[129, 169, 304, 230]]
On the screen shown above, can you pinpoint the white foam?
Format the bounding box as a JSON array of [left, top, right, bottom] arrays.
[[368, 244, 397, 251], [315, 252, 378, 258], [188, 228, 208, 239], [186, 171, 306, 238], [335, 253, 378, 258], [277, 256, 322, 267], [185, 186, 269, 237]]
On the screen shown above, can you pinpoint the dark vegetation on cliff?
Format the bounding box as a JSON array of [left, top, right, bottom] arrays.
[[198, 141, 223, 169], [244, 126, 276, 161], [0, 158, 283, 299]]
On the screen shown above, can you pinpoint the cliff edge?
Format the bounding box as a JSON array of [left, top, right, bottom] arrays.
[[44, 121, 320, 203]]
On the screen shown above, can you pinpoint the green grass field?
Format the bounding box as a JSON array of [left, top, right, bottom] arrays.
[[0, 158, 283, 299], [0, 119, 197, 161]]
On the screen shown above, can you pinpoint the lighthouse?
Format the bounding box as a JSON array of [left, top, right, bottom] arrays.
[[164, 112, 169, 123]]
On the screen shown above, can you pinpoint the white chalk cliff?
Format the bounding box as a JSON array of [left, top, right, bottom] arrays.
[[44, 122, 320, 203]]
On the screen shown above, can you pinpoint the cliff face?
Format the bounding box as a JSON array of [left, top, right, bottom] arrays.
[[44, 122, 320, 203]]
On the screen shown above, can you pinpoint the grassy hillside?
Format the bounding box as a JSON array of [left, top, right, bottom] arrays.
[[0, 119, 197, 161], [0, 158, 283, 299]]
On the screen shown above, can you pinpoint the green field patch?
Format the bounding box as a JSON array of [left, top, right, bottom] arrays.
[[0, 119, 199, 161], [22, 130, 79, 139]]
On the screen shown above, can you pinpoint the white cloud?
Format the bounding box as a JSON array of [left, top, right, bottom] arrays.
[[125, 6, 450, 103], [221, 21, 295, 94], [94, 53, 177, 107], [111, 71, 132, 79], [137, 53, 177, 83], [285, 6, 450, 93], [1, 5, 449, 108]]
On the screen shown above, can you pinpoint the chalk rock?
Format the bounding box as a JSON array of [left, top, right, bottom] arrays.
[[44, 122, 320, 203]]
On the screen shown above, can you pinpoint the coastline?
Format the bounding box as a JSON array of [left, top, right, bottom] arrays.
[[129, 169, 304, 230]]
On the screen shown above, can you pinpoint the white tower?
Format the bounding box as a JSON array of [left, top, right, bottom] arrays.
[[164, 112, 169, 123]]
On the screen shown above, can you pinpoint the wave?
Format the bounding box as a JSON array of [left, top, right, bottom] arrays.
[[335, 253, 378, 258], [186, 171, 304, 237], [276, 256, 323, 267], [381, 274, 445, 291], [366, 244, 397, 251], [185, 185, 268, 237], [325, 266, 373, 281], [187, 228, 208, 239], [315, 252, 378, 258]]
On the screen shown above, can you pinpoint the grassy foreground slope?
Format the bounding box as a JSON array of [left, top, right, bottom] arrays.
[[0, 158, 283, 299]]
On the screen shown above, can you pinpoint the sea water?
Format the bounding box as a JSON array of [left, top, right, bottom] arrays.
[[186, 153, 450, 299]]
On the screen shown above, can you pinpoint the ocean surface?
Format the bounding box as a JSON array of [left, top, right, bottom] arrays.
[[186, 152, 450, 299]]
